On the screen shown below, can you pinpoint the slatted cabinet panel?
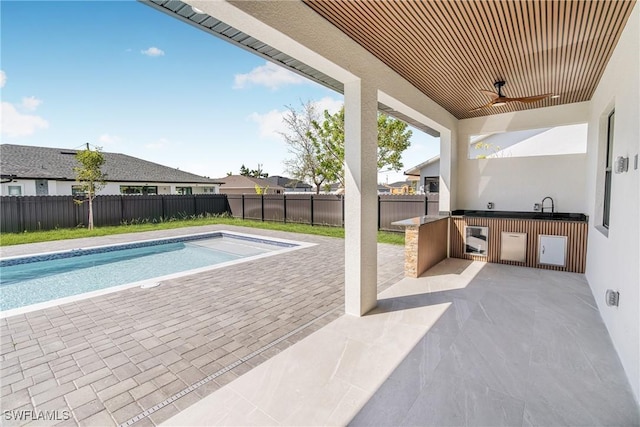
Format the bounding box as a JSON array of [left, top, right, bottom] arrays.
[[450, 217, 587, 273]]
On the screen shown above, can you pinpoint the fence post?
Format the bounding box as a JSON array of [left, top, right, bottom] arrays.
[[341, 195, 345, 227], [310, 195, 314, 226], [261, 195, 265, 222], [241, 194, 245, 220], [424, 195, 428, 215], [283, 194, 287, 224], [377, 195, 381, 230]]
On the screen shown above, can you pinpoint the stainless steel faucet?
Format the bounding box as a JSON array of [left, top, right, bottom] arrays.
[[541, 196, 555, 213]]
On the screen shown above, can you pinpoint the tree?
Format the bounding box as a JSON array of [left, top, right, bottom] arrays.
[[309, 107, 413, 188], [239, 163, 268, 179], [74, 145, 106, 230], [280, 101, 327, 194], [254, 184, 270, 195]]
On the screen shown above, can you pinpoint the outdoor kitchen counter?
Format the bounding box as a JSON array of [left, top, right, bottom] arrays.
[[392, 215, 449, 277], [449, 211, 589, 273], [451, 209, 588, 222]]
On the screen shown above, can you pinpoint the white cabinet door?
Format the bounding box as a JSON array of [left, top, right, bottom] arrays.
[[538, 235, 567, 266]]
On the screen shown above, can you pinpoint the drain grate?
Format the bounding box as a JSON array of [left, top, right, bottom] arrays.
[[119, 307, 338, 427]]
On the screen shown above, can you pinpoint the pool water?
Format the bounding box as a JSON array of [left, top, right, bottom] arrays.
[[0, 233, 292, 311]]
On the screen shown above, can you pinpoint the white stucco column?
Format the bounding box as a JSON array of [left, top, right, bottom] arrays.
[[344, 79, 378, 316], [439, 129, 455, 212]]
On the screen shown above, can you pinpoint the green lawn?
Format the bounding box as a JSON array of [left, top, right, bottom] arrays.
[[0, 216, 405, 247]]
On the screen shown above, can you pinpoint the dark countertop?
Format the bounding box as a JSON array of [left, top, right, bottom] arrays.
[[391, 215, 449, 227], [451, 210, 588, 222]]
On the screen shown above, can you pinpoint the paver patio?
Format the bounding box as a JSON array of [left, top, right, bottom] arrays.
[[0, 225, 404, 426]]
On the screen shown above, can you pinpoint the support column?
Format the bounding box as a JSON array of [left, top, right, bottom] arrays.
[[438, 129, 455, 213], [344, 79, 378, 316]]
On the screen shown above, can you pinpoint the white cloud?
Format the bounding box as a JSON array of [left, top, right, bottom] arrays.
[[1, 102, 49, 137], [145, 138, 169, 150], [248, 96, 343, 141], [312, 96, 343, 116], [234, 62, 307, 90], [141, 47, 165, 57], [0, 70, 6, 88], [98, 133, 121, 145], [248, 109, 287, 140], [21, 96, 43, 111]]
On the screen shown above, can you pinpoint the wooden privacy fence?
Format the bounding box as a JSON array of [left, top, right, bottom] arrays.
[[0, 193, 438, 233], [226, 193, 439, 231], [0, 194, 229, 233]]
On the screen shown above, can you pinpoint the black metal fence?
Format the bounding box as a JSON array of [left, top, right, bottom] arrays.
[[0, 194, 229, 233], [0, 193, 438, 233], [226, 193, 439, 231]]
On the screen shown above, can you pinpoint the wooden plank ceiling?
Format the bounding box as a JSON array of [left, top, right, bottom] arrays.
[[303, 0, 636, 119]]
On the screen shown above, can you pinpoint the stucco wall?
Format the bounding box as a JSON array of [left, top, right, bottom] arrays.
[[0, 180, 219, 196], [457, 103, 589, 212], [585, 2, 639, 401], [0, 180, 35, 196]]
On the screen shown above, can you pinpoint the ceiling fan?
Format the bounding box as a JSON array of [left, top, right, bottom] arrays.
[[469, 80, 553, 112]]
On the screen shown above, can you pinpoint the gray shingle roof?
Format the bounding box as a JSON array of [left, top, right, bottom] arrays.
[[215, 175, 284, 190], [266, 175, 313, 189], [0, 144, 223, 184]]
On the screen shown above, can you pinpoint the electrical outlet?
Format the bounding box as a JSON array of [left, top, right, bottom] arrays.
[[534, 203, 541, 211]]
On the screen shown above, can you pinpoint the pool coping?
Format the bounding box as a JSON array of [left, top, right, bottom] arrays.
[[0, 230, 316, 319]]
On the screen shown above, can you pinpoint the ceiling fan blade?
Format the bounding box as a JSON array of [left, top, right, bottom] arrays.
[[479, 90, 499, 100], [468, 101, 496, 112], [509, 94, 553, 103]]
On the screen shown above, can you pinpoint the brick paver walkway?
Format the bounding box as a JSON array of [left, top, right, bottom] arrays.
[[0, 225, 404, 426]]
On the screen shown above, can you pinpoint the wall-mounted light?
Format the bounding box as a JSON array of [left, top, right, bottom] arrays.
[[606, 289, 620, 307]]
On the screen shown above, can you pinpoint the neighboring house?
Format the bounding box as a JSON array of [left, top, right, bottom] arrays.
[[217, 175, 285, 195], [379, 180, 418, 195], [0, 144, 223, 196], [404, 155, 440, 194], [266, 175, 313, 192]]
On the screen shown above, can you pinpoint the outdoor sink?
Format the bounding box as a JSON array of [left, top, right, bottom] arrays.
[[451, 210, 588, 222]]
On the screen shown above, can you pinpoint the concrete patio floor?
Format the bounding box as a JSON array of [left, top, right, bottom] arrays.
[[162, 258, 640, 427]]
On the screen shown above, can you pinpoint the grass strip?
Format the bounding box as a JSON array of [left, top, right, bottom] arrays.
[[0, 215, 405, 247]]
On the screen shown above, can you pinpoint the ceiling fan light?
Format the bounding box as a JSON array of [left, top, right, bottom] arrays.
[[492, 101, 507, 107], [191, 6, 204, 14]]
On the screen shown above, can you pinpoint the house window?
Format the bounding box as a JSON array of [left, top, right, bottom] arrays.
[[176, 187, 192, 195], [8, 185, 22, 196], [603, 111, 614, 229], [424, 177, 439, 193], [72, 185, 86, 197], [120, 185, 158, 195]]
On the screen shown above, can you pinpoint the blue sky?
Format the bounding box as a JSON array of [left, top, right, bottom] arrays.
[[1, 1, 438, 183]]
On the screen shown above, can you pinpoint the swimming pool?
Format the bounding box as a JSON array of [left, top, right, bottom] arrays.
[[0, 231, 310, 315]]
